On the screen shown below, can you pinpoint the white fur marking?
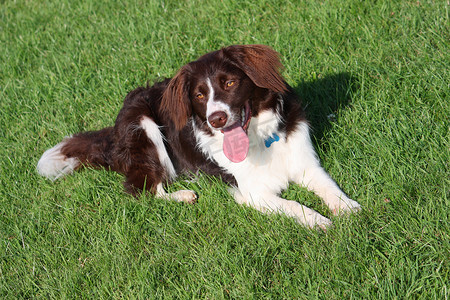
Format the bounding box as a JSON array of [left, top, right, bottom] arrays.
[[206, 78, 215, 104], [37, 139, 80, 180], [205, 78, 234, 128], [193, 109, 360, 228], [140, 116, 176, 179]]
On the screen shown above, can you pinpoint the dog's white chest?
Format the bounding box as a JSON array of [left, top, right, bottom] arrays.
[[194, 111, 312, 196]]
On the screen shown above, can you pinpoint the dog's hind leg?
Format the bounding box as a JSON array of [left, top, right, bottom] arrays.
[[124, 116, 196, 203], [155, 183, 197, 204]]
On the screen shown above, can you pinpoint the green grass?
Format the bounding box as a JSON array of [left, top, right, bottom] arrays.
[[1, 0, 448, 298]]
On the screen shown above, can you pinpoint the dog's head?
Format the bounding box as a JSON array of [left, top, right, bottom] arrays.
[[160, 45, 288, 162]]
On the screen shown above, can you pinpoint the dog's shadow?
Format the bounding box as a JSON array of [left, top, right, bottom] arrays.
[[292, 72, 357, 144]]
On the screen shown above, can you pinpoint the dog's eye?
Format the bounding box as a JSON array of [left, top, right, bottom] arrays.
[[196, 93, 205, 100], [226, 80, 235, 88]]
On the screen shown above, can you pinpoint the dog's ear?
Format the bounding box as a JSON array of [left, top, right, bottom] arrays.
[[222, 44, 288, 93], [160, 68, 192, 130]]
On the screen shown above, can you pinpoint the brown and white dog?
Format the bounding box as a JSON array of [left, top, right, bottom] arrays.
[[37, 45, 360, 228]]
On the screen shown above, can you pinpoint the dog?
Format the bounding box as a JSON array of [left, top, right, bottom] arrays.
[[37, 44, 361, 228]]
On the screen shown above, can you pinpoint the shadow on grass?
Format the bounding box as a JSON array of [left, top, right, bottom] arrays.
[[293, 72, 358, 142]]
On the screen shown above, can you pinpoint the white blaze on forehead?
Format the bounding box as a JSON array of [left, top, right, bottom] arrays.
[[205, 78, 232, 123], [206, 78, 215, 103]]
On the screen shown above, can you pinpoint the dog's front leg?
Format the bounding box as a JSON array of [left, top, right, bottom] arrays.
[[297, 166, 361, 215], [289, 123, 361, 215], [229, 188, 332, 229]]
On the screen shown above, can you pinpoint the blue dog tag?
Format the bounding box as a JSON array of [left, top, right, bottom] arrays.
[[264, 133, 280, 148]]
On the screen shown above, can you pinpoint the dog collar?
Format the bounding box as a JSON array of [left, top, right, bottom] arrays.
[[264, 133, 280, 148]]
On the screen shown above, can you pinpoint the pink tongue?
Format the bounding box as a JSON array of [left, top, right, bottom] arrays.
[[222, 123, 249, 163]]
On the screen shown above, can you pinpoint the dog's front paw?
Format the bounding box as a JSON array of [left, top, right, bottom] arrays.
[[297, 212, 332, 230], [314, 215, 333, 231], [330, 198, 361, 215]]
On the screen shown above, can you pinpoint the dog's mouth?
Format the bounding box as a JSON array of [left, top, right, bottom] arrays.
[[241, 102, 252, 132], [221, 102, 251, 163]]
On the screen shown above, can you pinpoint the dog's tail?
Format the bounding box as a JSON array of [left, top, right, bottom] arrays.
[[37, 127, 115, 180]]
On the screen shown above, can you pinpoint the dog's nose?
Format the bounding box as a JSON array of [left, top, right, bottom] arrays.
[[208, 111, 228, 128]]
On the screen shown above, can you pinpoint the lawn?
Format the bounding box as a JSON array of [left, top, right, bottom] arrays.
[[1, 0, 448, 298]]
